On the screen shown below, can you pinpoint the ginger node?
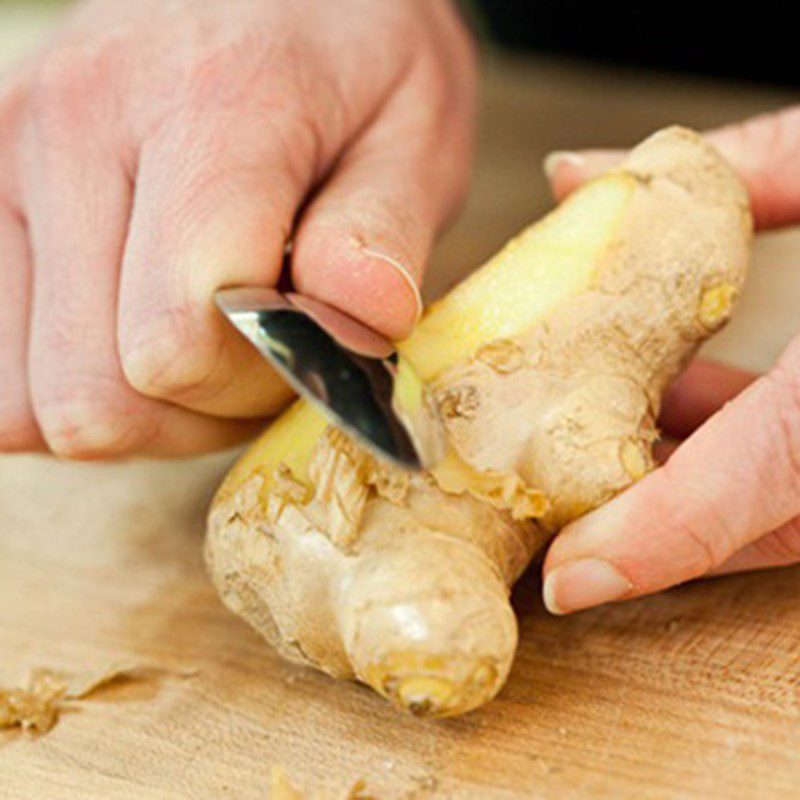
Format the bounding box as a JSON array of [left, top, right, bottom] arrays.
[[475, 339, 524, 374], [620, 439, 651, 480], [698, 282, 738, 329]]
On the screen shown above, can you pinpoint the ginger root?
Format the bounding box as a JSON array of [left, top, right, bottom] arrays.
[[206, 127, 752, 717]]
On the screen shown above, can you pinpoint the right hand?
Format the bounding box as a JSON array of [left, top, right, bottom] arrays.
[[0, 0, 477, 458]]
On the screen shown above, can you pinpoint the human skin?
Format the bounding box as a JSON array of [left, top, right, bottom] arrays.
[[2, 0, 799, 612], [0, 0, 476, 456], [542, 106, 800, 610]]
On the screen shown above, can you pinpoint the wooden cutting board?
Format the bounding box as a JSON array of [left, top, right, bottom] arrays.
[[1, 7, 799, 798]]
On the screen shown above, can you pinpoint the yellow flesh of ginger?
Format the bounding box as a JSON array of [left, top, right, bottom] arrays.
[[226, 174, 637, 499], [398, 175, 636, 381], [225, 401, 327, 495]]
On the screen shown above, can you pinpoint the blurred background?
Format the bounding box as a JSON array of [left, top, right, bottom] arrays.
[[475, 0, 798, 87], [4, 0, 798, 87]]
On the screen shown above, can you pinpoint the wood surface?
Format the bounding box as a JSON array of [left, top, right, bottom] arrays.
[[1, 6, 799, 799]]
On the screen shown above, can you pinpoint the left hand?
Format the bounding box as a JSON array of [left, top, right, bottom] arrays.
[[541, 107, 800, 614]]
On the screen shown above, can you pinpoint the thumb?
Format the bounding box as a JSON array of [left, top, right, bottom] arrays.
[[292, 58, 474, 341], [544, 106, 800, 229]]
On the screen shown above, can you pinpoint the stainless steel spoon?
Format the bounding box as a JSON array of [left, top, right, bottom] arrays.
[[215, 287, 444, 470]]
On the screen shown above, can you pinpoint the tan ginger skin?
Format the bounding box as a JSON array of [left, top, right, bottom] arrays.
[[206, 127, 753, 717]]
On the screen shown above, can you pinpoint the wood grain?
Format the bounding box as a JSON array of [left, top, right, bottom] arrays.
[[1, 6, 799, 799]]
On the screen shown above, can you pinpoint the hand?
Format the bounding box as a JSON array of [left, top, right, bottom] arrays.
[[542, 107, 800, 613], [0, 0, 476, 457]]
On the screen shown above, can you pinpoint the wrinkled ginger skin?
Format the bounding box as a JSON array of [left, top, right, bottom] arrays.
[[206, 429, 544, 715], [437, 128, 752, 529], [206, 127, 752, 717]]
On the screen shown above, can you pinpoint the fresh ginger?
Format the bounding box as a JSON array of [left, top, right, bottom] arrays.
[[206, 127, 752, 717]]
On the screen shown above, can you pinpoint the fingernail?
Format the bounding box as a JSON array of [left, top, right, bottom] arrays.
[[543, 150, 585, 182], [543, 558, 632, 615], [361, 247, 424, 325]]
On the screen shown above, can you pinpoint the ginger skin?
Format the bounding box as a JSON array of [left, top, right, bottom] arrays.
[[206, 127, 752, 717]]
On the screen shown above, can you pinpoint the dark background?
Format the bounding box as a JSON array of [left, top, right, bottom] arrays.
[[476, 1, 799, 88]]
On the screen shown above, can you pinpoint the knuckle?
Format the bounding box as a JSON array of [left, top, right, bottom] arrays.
[[183, 35, 270, 105], [655, 466, 733, 573], [180, 36, 319, 155], [163, 97, 319, 206], [172, 39, 333, 188], [755, 518, 800, 564], [31, 41, 115, 135], [678, 515, 728, 575], [120, 311, 224, 403], [355, 194, 424, 248], [34, 386, 148, 460]]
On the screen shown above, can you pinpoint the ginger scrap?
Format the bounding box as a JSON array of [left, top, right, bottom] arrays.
[[323, 427, 409, 505], [0, 663, 195, 735], [436, 385, 480, 419], [408, 773, 439, 797], [433, 450, 550, 521], [0, 669, 66, 734], [268, 766, 377, 800], [267, 464, 312, 523], [345, 779, 379, 800], [0, 666, 130, 735], [270, 765, 305, 800]]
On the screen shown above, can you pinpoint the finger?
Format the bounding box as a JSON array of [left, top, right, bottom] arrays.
[[543, 149, 623, 202], [0, 78, 44, 451], [117, 104, 315, 418], [708, 516, 800, 575], [659, 358, 757, 438], [23, 87, 264, 458], [707, 107, 800, 229], [0, 205, 45, 451], [542, 333, 800, 614], [292, 51, 475, 341], [544, 107, 800, 229]]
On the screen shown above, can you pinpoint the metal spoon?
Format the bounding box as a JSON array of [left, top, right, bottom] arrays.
[[215, 287, 444, 470]]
